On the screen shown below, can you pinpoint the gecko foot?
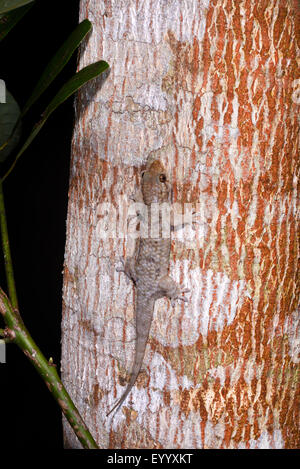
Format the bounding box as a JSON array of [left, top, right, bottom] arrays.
[[116, 257, 125, 273], [171, 288, 190, 306], [190, 210, 210, 231]]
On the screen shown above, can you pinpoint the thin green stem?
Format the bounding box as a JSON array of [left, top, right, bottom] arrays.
[[0, 288, 99, 449], [0, 181, 18, 308], [0, 182, 98, 448], [0, 327, 13, 343]]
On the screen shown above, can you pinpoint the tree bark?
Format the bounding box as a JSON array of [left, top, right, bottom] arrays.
[[61, 0, 299, 449]]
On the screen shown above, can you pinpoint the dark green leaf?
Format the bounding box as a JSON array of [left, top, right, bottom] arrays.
[[0, 3, 33, 41], [22, 19, 93, 116], [44, 60, 109, 117], [0, 90, 21, 162], [2, 60, 109, 180], [0, 0, 34, 15]]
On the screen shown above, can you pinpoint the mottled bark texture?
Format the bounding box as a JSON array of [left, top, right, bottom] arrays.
[[61, 0, 299, 449]]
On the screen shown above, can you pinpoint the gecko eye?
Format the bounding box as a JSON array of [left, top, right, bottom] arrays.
[[141, 171, 145, 178], [159, 174, 167, 183]]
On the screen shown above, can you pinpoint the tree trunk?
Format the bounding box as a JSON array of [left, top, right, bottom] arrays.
[[61, 0, 299, 449]]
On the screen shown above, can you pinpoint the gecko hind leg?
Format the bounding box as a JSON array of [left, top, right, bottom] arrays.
[[160, 275, 190, 306]]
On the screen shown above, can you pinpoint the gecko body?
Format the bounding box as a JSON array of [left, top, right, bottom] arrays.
[[107, 160, 188, 416]]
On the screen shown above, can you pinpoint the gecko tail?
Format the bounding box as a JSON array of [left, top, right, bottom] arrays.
[[106, 298, 154, 417], [106, 336, 149, 416], [106, 372, 139, 417], [106, 390, 130, 417]]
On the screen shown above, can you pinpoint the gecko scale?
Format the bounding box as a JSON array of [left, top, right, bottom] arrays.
[[107, 160, 189, 416]]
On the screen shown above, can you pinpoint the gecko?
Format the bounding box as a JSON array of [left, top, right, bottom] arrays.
[[107, 159, 189, 416]]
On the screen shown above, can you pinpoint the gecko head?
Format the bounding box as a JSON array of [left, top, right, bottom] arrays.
[[141, 160, 170, 205]]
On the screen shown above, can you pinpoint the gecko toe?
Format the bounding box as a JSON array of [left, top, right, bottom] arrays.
[[177, 296, 188, 303], [116, 257, 125, 272], [171, 288, 190, 305]]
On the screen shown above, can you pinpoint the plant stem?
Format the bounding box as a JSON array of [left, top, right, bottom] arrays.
[[0, 181, 98, 449], [0, 288, 99, 449], [0, 181, 18, 309], [0, 327, 13, 343]]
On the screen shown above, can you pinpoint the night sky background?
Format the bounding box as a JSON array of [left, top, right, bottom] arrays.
[[1, 0, 81, 448]]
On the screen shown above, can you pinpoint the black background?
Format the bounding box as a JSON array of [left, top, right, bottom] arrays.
[[0, 0, 80, 448], [0, 0, 298, 458]]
